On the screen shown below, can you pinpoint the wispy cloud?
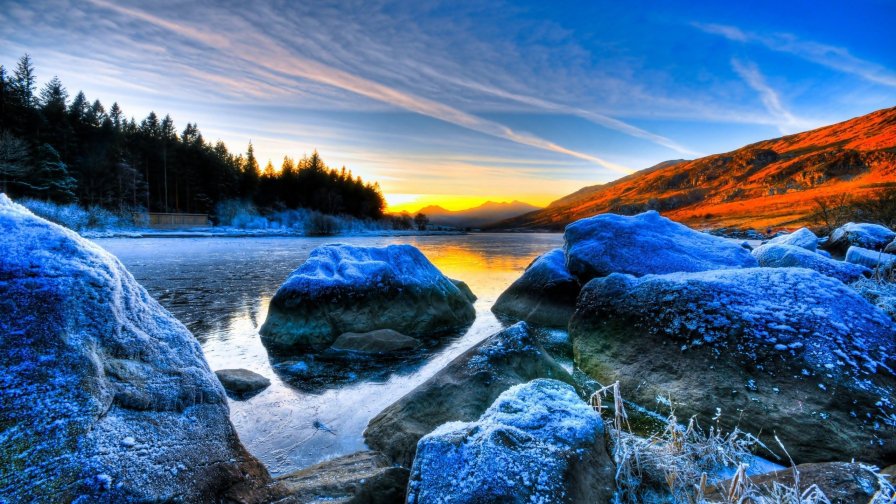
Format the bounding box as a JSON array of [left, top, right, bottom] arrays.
[[87, 0, 634, 175], [730, 59, 804, 134], [695, 22, 896, 88]]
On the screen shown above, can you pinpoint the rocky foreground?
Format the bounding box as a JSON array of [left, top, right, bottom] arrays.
[[3, 196, 896, 503]]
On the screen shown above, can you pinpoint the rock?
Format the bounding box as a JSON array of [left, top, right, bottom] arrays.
[[259, 244, 475, 352], [215, 368, 272, 399], [885, 240, 896, 254], [767, 227, 818, 251], [883, 464, 896, 478], [564, 211, 757, 282], [570, 267, 896, 465], [751, 243, 869, 283], [825, 222, 896, 255], [0, 195, 273, 503], [449, 278, 477, 303], [364, 322, 576, 467], [275, 451, 409, 504], [492, 248, 581, 327], [706, 462, 882, 504], [330, 329, 421, 354], [845, 245, 896, 274], [407, 379, 615, 504], [817, 249, 833, 258]]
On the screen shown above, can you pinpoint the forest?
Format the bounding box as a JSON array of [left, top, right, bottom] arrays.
[[0, 54, 386, 221]]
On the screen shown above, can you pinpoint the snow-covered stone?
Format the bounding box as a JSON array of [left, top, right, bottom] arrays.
[[364, 322, 575, 467], [563, 211, 757, 281], [407, 379, 614, 504], [215, 368, 271, 399], [825, 222, 896, 255], [0, 195, 271, 502], [570, 267, 896, 465], [845, 245, 896, 273], [767, 227, 818, 251], [751, 243, 869, 283], [259, 244, 475, 352], [492, 248, 581, 327]]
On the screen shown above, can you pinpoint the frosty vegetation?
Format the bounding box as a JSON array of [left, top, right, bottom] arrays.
[[591, 383, 896, 504]]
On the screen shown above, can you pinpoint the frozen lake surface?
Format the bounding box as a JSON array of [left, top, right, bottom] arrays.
[[95, 233, 562, 476]]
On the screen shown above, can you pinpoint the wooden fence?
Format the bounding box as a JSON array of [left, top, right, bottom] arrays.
[[135, 212, 210, 229]]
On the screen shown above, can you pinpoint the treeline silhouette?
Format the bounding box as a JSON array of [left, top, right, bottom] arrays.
[[0, 54, 385, 220]]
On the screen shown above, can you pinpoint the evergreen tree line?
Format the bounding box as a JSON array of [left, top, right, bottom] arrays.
[[0, 54, 385, 220]]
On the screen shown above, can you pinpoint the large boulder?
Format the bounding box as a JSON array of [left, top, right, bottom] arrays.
[[706, 462, 883, 504], [492, 248, 581, 327], [364, 322, 576, 467], [570, 267, 896, 466], [259, 244, 475, 352], [563, 211, 757, 281], [751, 243, 869, 283], [275, 451, 409, 504], [407, 379, 615, 504], [825, 222, 896, 255], [767, 227, 819, 251], [0, 195, 272, 502]]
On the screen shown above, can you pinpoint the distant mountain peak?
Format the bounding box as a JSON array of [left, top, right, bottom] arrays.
[[494, 107, 896, 230]]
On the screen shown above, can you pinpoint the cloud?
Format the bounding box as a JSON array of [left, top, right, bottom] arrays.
[[695, 22, 896, 88], [87, 0, 634, 175], [730, 59, 803, 133]]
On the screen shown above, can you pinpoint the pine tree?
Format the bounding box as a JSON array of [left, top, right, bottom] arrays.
[[109, 102, 123, 130], [39, 76, 68, 112], [10, 54, 36, 107], [25, 144, 76, 202], [68, 91, 89, 123]]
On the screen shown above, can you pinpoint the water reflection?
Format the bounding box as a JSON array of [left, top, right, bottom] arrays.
[[95, 233, 562, 475]]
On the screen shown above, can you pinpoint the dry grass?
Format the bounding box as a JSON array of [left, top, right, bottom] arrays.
[[590, 382, 896, 504]]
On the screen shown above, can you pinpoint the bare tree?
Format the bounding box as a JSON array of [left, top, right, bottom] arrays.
[[812, 193, 853, 235], [0, 131, 29, 193]]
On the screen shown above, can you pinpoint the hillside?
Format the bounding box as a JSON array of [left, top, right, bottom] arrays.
[[419, 200, 541, 228], [496, 106, 896, 231]]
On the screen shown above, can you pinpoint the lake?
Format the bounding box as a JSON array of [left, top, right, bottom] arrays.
[[95, 233, 563, 476]]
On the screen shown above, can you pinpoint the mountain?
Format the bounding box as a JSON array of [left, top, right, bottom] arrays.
[[496, 106, 896, 231], [417, 200, 542, 228]]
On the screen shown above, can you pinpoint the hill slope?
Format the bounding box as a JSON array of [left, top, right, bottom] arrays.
[[419, 200, 541, 228], [497, 106, 896, 231]]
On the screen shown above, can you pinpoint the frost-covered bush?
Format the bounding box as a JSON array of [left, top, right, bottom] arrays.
[[19, 198, 134, 231], [851, 278, 896, 319], [591, 383, 895, 504], [214, 199, 393, 235]]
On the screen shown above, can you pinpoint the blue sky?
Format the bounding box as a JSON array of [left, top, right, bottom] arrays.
[[1, 0, 894, 210]]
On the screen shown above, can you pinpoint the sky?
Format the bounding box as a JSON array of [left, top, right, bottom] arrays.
[[1, 1, 894, 212]]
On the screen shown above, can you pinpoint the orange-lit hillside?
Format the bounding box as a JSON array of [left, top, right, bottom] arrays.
[[498, 106, 896, 231]]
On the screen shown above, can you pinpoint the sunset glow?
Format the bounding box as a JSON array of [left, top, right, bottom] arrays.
[[2, 1, 893, 210]]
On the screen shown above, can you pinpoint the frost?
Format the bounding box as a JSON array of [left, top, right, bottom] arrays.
[[563, 210, 757, 280], [767, 227, 818, 251], [753, 243, 869, 283]]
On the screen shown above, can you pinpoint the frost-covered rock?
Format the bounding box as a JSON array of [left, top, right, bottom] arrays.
[[450, 278, 477, 303], [364, 322, 576, 467], [276, 451, 409, 503], [825, 222, 896, 255], [492, 248, 581, 327], [706, 462, 883, 504], [330, 329, 421, 354], [570, 267, 896, 465], [259, 244, 475, 352], [215, 368, 271, 399], [407, 379, 614, 504], [751, 243, 869, 283], [845, 245, 896, 274], [767, 227, 818, 251], [564, 211, 757, 281], [0, 195, 272, 502]]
